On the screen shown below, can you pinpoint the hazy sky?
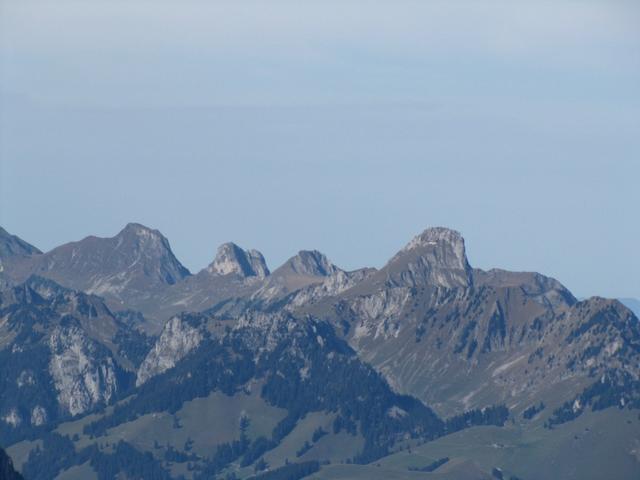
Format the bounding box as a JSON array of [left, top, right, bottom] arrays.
[[1, 0, 639, 299]]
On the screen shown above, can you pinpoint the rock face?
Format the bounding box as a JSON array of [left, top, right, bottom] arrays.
[[332, 285, 635, 416], [285, 268, 377, 309], [0, 277, 145, 430], [232, 310, 303, 355], [48, 323, 119, 416], [30, 406, 47, 427], [136, 315, 204, 386], [207, 242, 269, 278], [377, 227, 473, 289]]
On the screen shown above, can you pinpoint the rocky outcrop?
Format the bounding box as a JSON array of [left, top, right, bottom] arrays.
[[30, 406, 47, 426], [233, 310, 302, 354], [2, 409, 22, 428], [286, 268, 376, 309], [48, 324, 119, 416], [0, 277, 142, 426], [136, 315, 204, 386], [379, 227, 473, 289], [207, 242, 269, 278]]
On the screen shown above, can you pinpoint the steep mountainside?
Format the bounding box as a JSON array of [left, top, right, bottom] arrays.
[[0, 277, 152, 443], [2, 224, 190, 328], [297, 229, 639, 419], [28, 307, 506, 480]]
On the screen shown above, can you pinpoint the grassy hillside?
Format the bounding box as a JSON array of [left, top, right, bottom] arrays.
[[311, 408, 639, 480]]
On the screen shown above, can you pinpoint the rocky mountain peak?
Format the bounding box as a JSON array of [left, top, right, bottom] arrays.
[[3, 224, 191, 309], [121, 222, 156, 236], [382, 227, 472, 288], [249, 251, 341, 304], [283, 250, 339, 277], [119, 222, 163, 241], [207, 242, 269, 278], [401, 227, 466, 257], [116, 223, 177, 256]]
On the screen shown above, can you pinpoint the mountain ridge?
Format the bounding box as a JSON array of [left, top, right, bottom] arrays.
[[1, 224, 638, 480]]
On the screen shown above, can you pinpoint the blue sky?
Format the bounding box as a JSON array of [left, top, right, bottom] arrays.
[[1, 0, 639, 298]]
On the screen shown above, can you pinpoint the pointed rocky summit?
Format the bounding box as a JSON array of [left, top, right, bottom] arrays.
[[381, 227, 473, 288], [207, 242, 270, 279], [277, 250, 339, 278]]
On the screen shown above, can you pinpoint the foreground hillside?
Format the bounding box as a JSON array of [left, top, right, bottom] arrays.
[[0, 225, 638, 479]]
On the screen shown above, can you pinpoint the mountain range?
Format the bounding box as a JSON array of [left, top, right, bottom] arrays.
[[0, 224, 638, 480]]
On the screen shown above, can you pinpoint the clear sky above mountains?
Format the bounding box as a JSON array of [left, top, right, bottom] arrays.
[[1, 0, 638, 298]]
